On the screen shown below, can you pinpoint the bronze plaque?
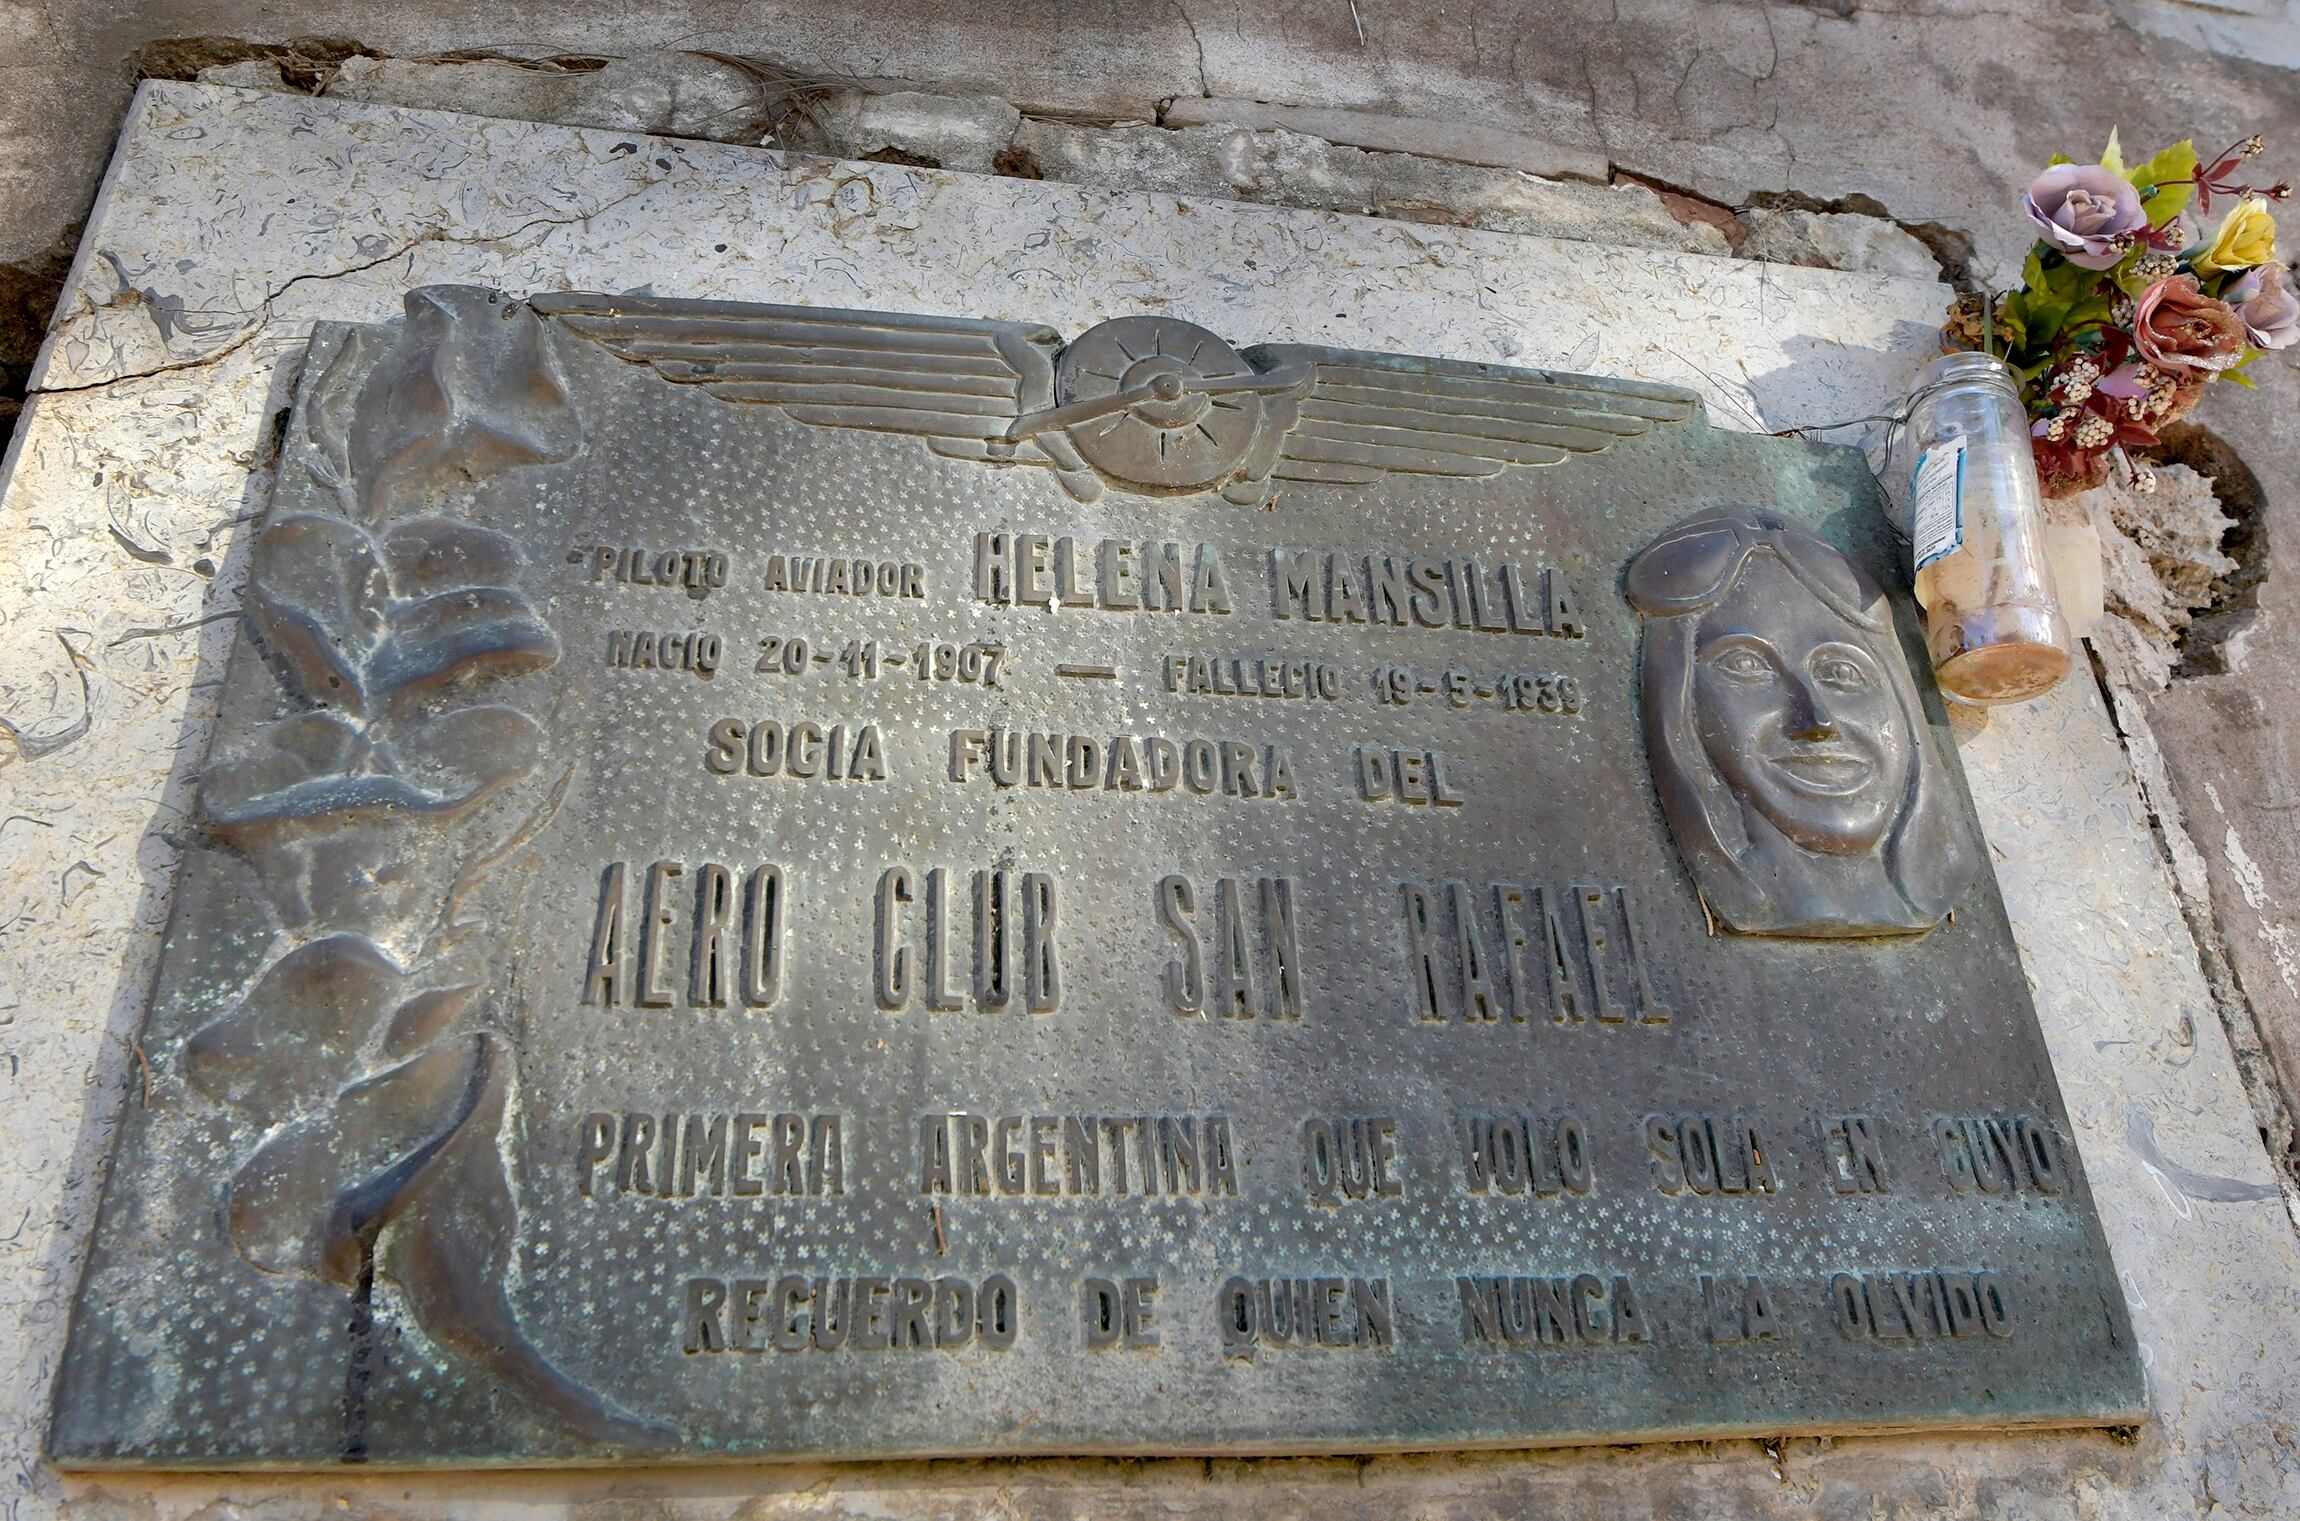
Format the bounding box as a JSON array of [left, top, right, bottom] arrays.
[[51, 288, 2143, 1466]]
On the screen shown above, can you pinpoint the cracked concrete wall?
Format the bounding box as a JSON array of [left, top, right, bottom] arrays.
[[9, 0, 2298, 425], [8, 1, 2300, 275], [6, 0, 2300, 425], [2135, 362, 2300, 1176]]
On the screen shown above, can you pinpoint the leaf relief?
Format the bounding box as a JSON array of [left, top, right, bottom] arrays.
[[243, 517, 388, 709], [224, 1032, 493, 1282], [184, 933, 404, 1116], [371, 588, 559, 704], [203, 706, 541, 842], [348, 288, 581, 523], [186, 286, 663, 1448], [302, 325, 387, 514]]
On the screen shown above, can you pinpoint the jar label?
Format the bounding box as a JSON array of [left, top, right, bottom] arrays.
[[1911, 438, 1966, 570]]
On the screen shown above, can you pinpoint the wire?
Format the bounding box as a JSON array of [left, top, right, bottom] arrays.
[[1772, 411, 1903, 436], [1774, 364, 2010, 550]]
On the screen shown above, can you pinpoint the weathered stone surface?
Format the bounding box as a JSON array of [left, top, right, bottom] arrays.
[[2117, 0, 2300, 69], [1014, 120, 1728, 255], [323, 52, 770, 141], [3, 82, 2299, 1515], [1160, 95, 1607, 182], [1739, 208, 1939, 280], [780, 88, 1022, 171], [2078, 464, 2240, 693], [195, 57, 291, 90], [6, 0, 2299, 284], [2140, 350, 2300, 1180]]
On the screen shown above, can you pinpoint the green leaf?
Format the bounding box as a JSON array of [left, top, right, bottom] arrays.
[[2047, 152, 2074, 168], [2131, 139, 2198, 227], [2128, 138, 2192, 190], [2100, 128, 2125, 178], [2050, 258, 2101, 301], [1997, 288, 2040, 344], [2014, 258, 2083, 343], [2145, 179, 2195, 229]]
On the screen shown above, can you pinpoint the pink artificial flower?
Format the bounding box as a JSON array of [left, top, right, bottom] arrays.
[[2132, 274, 2249, 372]]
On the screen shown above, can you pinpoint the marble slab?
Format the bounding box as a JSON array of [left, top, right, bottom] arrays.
[[1, 80, 2295, 1515]]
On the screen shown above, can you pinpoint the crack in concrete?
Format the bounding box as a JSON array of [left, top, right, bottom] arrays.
[[28, 319, 266, 399], [1169, 1, 1212, 98], [1666, 45, 1700, 127], [1569, 40, 1615, 169], [29, 179, 666, 400]]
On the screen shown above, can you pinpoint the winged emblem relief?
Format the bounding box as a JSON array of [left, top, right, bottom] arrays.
[[529, 294, 1703, 504]]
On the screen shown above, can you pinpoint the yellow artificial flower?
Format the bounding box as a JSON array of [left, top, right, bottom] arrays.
[[2196, 197, 2276, 274]]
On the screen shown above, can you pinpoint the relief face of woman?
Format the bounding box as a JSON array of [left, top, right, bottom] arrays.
[[1624, 505, 1976, 938], [1691, 556, 1913, 857]]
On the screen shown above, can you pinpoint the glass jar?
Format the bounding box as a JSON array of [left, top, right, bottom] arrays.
[[1888, 352, 2072, 704]]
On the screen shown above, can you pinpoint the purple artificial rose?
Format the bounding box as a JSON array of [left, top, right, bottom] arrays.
[[2025, 163, 2148, 269], [2228, 262, 2300, 350]]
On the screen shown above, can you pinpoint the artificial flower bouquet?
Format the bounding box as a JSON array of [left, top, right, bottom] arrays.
[[1945, 134, 2293, 498]]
